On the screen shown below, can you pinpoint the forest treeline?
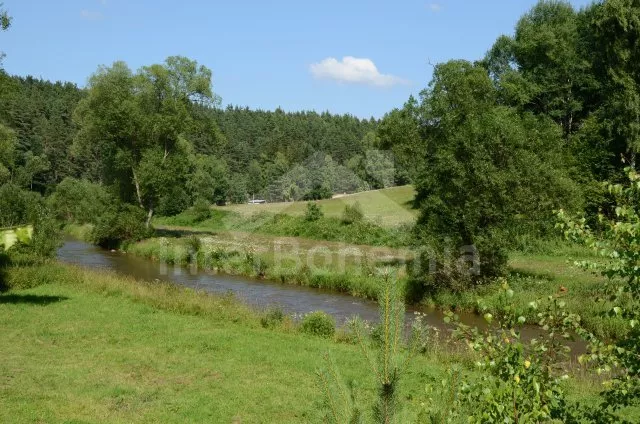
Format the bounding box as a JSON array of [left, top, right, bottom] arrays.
[[0, 70, 388, 206]]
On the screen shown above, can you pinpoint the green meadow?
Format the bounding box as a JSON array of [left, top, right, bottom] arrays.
[[2, 263, 631, 423]]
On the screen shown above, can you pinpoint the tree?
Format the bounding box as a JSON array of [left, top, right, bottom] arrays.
[[587, 0, 640, 169], [0, 3, 9, 31], [0, 2, 11, 66], [0, 123, 15, 184], [17, 151, 49, 190], [47, 177, 112, 224], [247, 159, 263, 198], [413, 60, 579, 284], [377, 96, 423, 184], [227, 174, 247, 204], [74, 56, 217, 227], [188, 154, 230, 205], [364, 150, 394, 189], [511, 0, 590, 137]]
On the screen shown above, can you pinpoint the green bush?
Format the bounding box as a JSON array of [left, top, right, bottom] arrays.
[[90, 203, 150, 249], [303, 184, 333, 201], [0, 183, 62, 260], [261, 308, 285, 329], [341, 202, 364, 225], [156, 186, 191, 217], [304, 202, 323, 222], [300, 311, 335, 338], [441, 285, 584, 423], [192, 198, 212, 222], [184, 235, 201, 254]]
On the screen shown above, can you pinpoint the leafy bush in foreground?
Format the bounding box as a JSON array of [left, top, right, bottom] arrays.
[[301, 311, 335, 338], [444, 285, 583, 423], [558, 168, 640, 421]]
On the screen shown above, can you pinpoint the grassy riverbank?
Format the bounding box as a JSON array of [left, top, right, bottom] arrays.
[[1, 262, 631, 422], [0, 263, 439, 423], [124, 234, 624, 338], [126, 235, 408, 300], [65, 219, 624, 338]]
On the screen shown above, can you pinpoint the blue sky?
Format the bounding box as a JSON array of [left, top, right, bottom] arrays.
[[1, 0, 593, 118]]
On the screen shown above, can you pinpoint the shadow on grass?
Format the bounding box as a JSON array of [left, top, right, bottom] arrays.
[[508, 267, 555, 282], [0, 294, 68, 305], [154, 227, 217, 239]]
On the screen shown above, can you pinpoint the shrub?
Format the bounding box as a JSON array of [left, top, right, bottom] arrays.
[[317, 273, 426, 423], [558, 168, 640, 420], [185, 235, 201, 254], [156, 186, 191, 217], [341, 202, 364, 225], [300, 311, 335, 338], [0, 183, 62, 260], [441, 284, 584, 423], [192, 198, 212, 222], [261, 308, 285, 329], [304, 202, 323, 222], [90, 203, 150, 249], [303, 184, 333, 201]]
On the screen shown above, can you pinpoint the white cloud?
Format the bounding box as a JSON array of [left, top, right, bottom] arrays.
[[309, 56, 407, 87], [80, 9, 103, 20], [427, 3, 442, 12]]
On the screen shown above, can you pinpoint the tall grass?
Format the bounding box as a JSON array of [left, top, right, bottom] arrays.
[[127, 236, 407, 301], [6, 262, 258, 325]]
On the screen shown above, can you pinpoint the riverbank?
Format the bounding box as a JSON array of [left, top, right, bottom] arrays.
[[0, 262, 625, 422], [0, 262, 441, 422], [126, 233, 411, 301], [124, 232, 623, 338], [64, 223, 624, 338]]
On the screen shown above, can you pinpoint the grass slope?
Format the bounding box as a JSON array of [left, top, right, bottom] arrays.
[[154, 208, 412, 248], [217, 185, 418, 227]]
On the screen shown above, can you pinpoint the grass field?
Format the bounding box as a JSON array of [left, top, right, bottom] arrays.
[[3, 263, 633, 423], [216, 185, 418, 227], [0, 263, 447, 423]]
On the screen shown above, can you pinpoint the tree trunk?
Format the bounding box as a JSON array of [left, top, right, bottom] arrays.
[[131, 167, 144, 208], [146, 206, 154, 229]]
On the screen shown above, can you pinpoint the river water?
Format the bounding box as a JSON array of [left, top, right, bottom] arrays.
[[56, 239, 446, 326], [56, 239, 587, 354]]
